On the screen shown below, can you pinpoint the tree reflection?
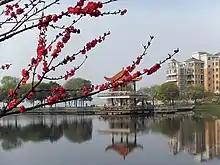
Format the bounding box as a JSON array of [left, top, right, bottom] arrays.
[[0, 116, 93, 151], [63, 118, 92, 143], [151, 118, 180, 138]]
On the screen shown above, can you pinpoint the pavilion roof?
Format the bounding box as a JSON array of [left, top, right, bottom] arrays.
[[104, 69, 142, 82], [105, 142, 143, 159]]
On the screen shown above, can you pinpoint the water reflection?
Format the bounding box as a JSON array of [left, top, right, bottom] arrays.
[[99, 117, 150, 159], [0, 115, 220, 164], [0, 116, 92, 151], [164, 117, 220, 163]]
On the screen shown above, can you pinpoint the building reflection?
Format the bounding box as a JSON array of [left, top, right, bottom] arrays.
[[98, 117, 151, 159], [0, 116, 93, 151], [166, 117, 220, 163]]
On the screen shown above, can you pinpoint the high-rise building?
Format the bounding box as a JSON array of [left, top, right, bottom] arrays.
[[192, 52, 220, 93], [166, 58, 204, 94]]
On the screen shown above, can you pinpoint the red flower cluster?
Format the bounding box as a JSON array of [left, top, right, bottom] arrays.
[[38, 14, 62, 30], [64, 69, 76, 80], [27, 92, 35, 100], [82, 87, 89, 96], [47, 86, 68, 107], [1, 63, 11, 70], [8, 89, 17, 98], [51, 27, 80, 58], [20, 105, 26, 113], [81, 32, 110, 55], [68, 0, 103, 17], [8, 99, 19, 109], [47, 96, 59, 107], [62, 55, 76, 65], [143, 63, 161, 75], [37, 38, 47, 58], [121, 9, 127, 15], [21, 69, 30, 85], [5, 3, 24, 18]]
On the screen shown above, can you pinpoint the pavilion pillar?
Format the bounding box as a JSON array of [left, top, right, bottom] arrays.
[[133, 81, 137, 107], [111, 98, 114, 106], [112, 134, 115, 144], [134, 120, 137, 144]]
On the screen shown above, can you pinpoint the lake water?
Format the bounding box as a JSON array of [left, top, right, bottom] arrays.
[[0, 115, 219, 165]]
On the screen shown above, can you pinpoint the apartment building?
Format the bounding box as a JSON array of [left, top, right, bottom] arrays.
[[166, 58, 204, 94], [192, 52, 220, 93]]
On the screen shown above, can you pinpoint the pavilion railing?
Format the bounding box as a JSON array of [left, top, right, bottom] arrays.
[[98, 91, 147, 97]]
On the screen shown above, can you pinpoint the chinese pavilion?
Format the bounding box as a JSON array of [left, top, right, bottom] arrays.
[[98, 69, 148, 110]]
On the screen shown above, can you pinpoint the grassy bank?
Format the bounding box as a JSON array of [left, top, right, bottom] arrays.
[[194, 104, 220, 117]]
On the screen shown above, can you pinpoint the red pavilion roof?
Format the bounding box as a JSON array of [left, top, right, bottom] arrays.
[[104, 69, 142, 82], [105, 142, 143, 159]]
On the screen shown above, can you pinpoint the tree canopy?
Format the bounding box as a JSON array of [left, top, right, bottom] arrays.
[[156, 82, 179, 104], [185, 85, 206, 103], [64, 77, 93, 101], [138, 85, 159, 105]]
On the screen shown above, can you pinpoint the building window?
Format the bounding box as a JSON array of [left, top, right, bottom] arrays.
[[217, 81, 219, 84], [217, 68, 219, 72], [216, 62, 218, 66], [217, 86, 219, 90], [217, 74, 219, 78], [208, 77, 211, 80], [208, 57, 211, 60], [208, 71, 211, 74], [213, 62, 215, 66], [208, 84, 211, 86], [208, 65, 211, 68]]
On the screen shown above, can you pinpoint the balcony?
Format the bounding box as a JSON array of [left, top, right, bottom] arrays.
[[166, 72, 177, 76], [166, 79, 177, 82]]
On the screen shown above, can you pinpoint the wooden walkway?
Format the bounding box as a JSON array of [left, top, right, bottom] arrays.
[[18, 105, 194, 116]]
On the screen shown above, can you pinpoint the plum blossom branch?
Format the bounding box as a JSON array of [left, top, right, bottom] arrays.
[[0, 0, 126, 43], [44, 55, 88, 81], [34, 35, 154, 93], [1, 47, 179, 117], [1, 0, 127, 115], [41, 31, 111, 81]]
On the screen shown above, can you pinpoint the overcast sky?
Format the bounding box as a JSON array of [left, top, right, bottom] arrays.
[[1, 0, 220, 91]]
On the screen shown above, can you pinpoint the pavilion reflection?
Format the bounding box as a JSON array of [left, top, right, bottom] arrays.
[[99, 117, 151, 159]]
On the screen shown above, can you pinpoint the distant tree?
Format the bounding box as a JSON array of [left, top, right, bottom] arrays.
[[35, 81, 60, 104], [186, 85, 205, 104], [1, 76, 20, 90], [138, 85, 159, 105], [20, 81, 60, 106], [64, 78, 93, 107], [156, 82, 179, 105], [0, 76, 20, 105]]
